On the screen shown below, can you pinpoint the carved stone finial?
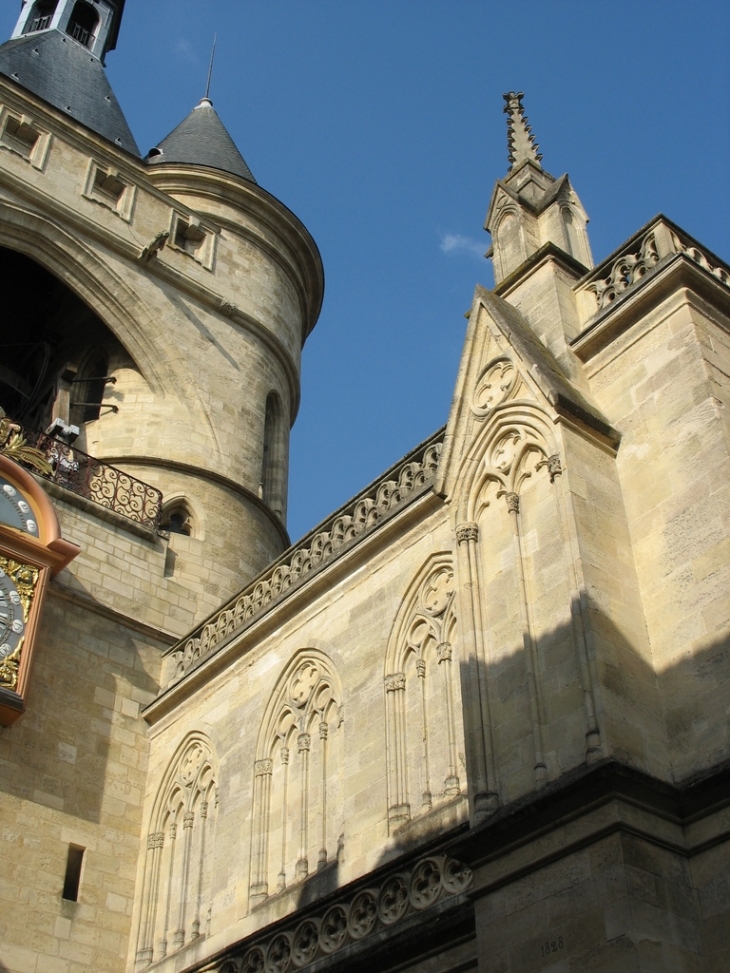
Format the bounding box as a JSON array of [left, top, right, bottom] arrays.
[[503, 92, 543, 170]]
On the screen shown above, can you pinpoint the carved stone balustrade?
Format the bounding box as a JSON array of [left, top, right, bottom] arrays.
[[161, 431, 444, 689], [575, 216, 730, 321]]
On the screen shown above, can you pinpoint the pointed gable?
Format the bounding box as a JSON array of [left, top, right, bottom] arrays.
[[435, 286, 617, 499]]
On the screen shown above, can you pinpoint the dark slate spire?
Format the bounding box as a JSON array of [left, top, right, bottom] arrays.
[[145, 98, 256, 183], [0, 0, 139, 154]]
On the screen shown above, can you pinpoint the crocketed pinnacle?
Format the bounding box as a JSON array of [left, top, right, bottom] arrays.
[[503, 92, 543, 170]]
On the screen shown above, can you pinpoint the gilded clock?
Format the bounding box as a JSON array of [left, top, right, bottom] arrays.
[[0, 555, 38, 692]]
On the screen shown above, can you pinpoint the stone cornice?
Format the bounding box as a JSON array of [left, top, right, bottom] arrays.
[[144, 430, 444, 718]]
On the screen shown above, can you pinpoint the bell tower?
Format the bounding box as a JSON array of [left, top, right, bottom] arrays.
[[12, 0, 125, 63], [0, 3, 324, 609]]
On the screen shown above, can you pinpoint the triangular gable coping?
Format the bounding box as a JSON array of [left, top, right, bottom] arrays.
[[435, 286, 618, 499]]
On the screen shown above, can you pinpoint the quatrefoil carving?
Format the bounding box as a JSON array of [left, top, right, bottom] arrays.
[[471, 358, 516, 417]]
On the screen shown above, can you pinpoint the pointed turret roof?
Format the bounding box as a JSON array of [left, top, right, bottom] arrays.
[[145, 98, 256, 183]]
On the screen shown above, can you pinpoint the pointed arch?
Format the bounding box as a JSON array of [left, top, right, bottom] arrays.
[[135, 732, 219, 967], [454, 403, 558, 523], [0, 199, 216, 448], [250, 650, 343, 903], [384, 554, 461, 830]]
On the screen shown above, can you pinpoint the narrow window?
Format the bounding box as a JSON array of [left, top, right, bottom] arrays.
[[261, 392, 284, 519], [71, 349, 110, 423], [23, 0, 57, 34], [66, 1, 99, 48], [63, 845, 85, 901], [160, 502, 193, 537]]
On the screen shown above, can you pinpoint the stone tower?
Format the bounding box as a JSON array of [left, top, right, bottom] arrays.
[[0, 0, 324, 610]]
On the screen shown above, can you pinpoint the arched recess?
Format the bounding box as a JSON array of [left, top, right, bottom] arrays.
[[494, 206, 526, 279], [66, 1, 99, 47], [260, 390, 287, 521], [135, 732, 219, 968], [249, 650, 343, 904], [454, 404, 599, 800], [159, 496, 197, 538], [384, 553, 461, 831], [0, 200, 212, 438], [23, 0, 57, 32]]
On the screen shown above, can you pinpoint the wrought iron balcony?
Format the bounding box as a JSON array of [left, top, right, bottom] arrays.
[[1, 419, 162, 531]]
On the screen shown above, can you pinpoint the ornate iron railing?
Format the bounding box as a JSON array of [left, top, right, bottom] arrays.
[[8, 423, 162, 530], [577, 216, 730, 314], [162, 430, 445, 688]]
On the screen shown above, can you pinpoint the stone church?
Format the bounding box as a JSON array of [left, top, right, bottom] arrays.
[[0, 3, 728, 972]]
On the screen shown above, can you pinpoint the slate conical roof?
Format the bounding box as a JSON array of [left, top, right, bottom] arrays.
[[145, 98, 256, 183], [0, 30, 139, 155]]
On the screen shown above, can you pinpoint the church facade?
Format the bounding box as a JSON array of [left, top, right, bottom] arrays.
[[0, 4, 728, 973]]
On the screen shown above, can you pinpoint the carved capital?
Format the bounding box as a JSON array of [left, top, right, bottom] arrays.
[[281, 746, 290, 765], [255, 758, 273, 777], [547, 453, 562, 481], [200, 801, 208, 820], [415, 659, 426, 679], [297, 733, 311, 753], [384, 672, 406, 693], [148, 831, 164, 850], [319, 721, 329, 741], [456, 522, 479, 545], [437, 641, 453, 663], [504, 492, 519, 514], [183, 811, 195, 829]]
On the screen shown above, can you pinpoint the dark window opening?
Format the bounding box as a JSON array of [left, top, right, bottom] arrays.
[[63, 845, 84, 901], [23, 0, 57, 33], [0, 247, 129, 432], [160, 504, 193, 537], [71, 349, 110, 423], [66, 1, 99, 48]]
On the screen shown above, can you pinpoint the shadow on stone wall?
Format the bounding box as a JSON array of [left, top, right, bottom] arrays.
[[0, 577, 161, 824]]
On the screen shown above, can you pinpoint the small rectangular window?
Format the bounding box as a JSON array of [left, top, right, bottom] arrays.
[[0, 109, 51, 170], [82, 161, 136, 221], [170, 212, 216, 269], [62, 844, 85, 901]]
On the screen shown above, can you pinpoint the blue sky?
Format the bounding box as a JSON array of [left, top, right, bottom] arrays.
[[2, 2, 728, 542]]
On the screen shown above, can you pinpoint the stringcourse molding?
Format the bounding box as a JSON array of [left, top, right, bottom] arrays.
[[162, 432, 444, 688], [214, 854, 472, 973]]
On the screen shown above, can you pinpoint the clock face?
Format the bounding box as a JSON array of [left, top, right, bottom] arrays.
[[0, 557, 38, 691], [0, 477, 39, 537], [0, 567, 24, 656]]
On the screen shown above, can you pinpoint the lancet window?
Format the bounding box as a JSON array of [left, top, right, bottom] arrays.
[[135, 735, 218, 968], [261, 390, 286, 520], [249, 651, 343, 904], [384, 556, 461, 831]]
